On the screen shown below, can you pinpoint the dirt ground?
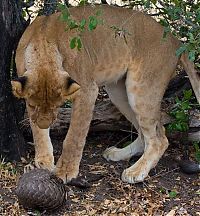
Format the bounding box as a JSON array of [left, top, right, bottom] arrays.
[[0, 129, 199, 216]]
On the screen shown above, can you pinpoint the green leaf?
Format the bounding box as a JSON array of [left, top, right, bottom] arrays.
[[183, 89, 192, 100], [169, 191, 177, 198], [151, 0, 157, 4], [181, 101, 191, 110], [175, 112, 187, 121], [60, 13, 68, 22], [79, 0, 88, 6], [173, 0, 180, 6], [70, 37, 77, 49], [193, 141, 200, 151], [59, 9, 70, 23], [96, 9, 102, 16], [175, 97, 180, 104], [57, 3, 66, 11], [175, 122, 184, 131], [196, 63, 200, 69], [159, 19, 169, 27], [80, 19, 86, 28], [69, 20, 78, 30], [176, 46, 186, 57], [77, 38, 82, 51], [180, 122, 189, 132], [21, 10, 27, 18], [88, 16, 98, 31], [188, 50, 196, 62], [144, 0, 151, 8], [195, 151, 200, 163], [163, 28, 170, 38], [159, 187, 166, 193], [188, 32, 195, 41], [88, 22, 94, 31]]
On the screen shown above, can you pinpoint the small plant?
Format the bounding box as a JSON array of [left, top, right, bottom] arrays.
[[167, 90, 200, 163], [159, 187, 178, 198], [169, 190, 178, 198], [167, 89, 194, 132], [0, 158, 18, 181]]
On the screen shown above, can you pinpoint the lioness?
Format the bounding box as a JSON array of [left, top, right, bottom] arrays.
[[12, 5, 199, 183]]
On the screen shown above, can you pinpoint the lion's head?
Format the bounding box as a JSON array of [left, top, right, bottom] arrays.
[[11, 69, 80, 129]]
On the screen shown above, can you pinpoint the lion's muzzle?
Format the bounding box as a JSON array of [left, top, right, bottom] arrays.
[[31, 109, 57, 129]]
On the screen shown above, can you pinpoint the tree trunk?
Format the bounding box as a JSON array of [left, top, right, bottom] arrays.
[[0, 1, 29, 161]]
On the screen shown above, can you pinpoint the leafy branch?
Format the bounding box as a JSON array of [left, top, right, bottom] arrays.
[[167, 90, 194, 132], [58, 2, 103, 50], [129, 0, 200, 64]]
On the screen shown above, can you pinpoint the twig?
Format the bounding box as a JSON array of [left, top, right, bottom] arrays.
[[147, 167, 179, 181]]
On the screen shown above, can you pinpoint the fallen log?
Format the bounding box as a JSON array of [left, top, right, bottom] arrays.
[[20, 98, 200, 142]]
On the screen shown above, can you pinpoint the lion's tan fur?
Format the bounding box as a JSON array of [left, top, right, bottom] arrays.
[[12, 5, 199, 183]]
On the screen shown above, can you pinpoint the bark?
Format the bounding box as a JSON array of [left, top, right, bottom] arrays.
[[0, 1, 29, 161], [41, 0, 58, 15]]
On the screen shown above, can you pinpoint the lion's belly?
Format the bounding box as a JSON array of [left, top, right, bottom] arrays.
[[94, 62, 128, 85], [92, 46, 131, 85]]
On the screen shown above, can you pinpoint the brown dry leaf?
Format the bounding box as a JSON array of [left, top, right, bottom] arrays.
[[166, 209, 176, 216]]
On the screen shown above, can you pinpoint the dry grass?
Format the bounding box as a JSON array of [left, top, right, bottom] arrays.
[[0, 159, 27, 216]]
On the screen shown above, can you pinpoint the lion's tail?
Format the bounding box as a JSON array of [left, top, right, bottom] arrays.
[[180, 53, 200, 174], [180, 52, 200, 102], [177, 159, 200, 174]]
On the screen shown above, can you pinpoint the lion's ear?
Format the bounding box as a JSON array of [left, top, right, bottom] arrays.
[[11, 76, 27, 98], [63, 77, 80, 99]]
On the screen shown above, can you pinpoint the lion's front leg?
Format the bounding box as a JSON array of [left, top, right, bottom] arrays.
[[56, 84, 98, 183], [30, 120, 54, 171]]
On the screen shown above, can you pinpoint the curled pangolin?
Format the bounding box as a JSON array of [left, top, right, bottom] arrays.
[[15, 169, 66, 211]]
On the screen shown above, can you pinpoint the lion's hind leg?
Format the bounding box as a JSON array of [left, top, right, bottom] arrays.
[[122, 123, 168, 183], [103, 78, 144, 162], [122, 68, 171, 183]]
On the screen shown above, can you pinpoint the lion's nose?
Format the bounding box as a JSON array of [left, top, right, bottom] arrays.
[[36, 120, 52, 129], [36, 115, 54, 129]]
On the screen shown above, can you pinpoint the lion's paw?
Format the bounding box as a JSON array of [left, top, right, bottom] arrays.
[[103, 146, 130, 162], [35, 155, 55, 171], [103, 147, 121, 161], [121, 166, 148, 184], [55, 157, 79, 183]]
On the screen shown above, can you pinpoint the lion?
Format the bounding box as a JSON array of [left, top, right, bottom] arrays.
[[11, 5, 199, 184]]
